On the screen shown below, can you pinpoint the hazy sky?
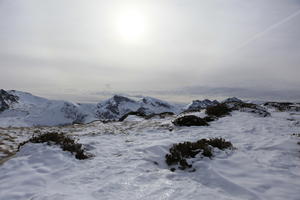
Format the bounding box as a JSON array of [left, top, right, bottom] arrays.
[[1, 0, 300, 102]]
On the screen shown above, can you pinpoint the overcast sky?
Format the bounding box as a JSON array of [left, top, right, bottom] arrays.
[[0, 0, 300, 102]]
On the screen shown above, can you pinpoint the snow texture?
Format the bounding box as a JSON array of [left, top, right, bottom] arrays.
[[1, 110, 300, 200]]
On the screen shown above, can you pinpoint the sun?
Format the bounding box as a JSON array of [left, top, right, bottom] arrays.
[[115, 8, 147, 43]]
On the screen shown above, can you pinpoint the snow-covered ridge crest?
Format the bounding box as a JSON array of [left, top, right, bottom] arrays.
[[0, 90, 97, 127], [1, 89, 297, 127], [185, 99, 219, 112], [0, 90, 181, 127], [95, 95, 180, 121]]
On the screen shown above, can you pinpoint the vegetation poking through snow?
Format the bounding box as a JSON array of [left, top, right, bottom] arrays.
[[206, 104, 232, 117], [172, 115, 209, 126], [119, 111, 174, 121], [203, 116, 217, 122], [18, 132, 92, 160], [165, 138, 233, 171], [264, 102, 300, 112], [292, 133, 300, 137], [291, 133, 300, 145]]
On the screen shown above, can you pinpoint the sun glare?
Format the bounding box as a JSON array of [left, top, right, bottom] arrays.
[[115, 8, 147, 43]]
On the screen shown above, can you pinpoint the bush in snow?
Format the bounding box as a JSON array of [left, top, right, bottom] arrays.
[[18, 132, 92, 160], [172, 115, 209, 126], [165, 138, 233, 171], [206, 104, 232, 117], [264, 102, 300, 112], [119, 110, 174, 121]]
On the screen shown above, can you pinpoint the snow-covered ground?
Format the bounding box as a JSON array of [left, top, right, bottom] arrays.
[[1, 110, 300, 200]]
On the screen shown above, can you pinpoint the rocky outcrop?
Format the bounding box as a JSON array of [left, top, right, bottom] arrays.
[[0, 89, 19, 112]]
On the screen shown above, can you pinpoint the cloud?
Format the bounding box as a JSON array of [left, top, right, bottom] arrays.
[[0, 0, 299, 101]]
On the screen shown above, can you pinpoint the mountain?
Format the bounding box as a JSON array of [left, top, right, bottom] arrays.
[[0, 90, 97, 127], [0, 89, 19, 112], [222, 97, 270, 117], [184, 99, 219, 112], [95, 95, 141, 121], [0, 90, 181, 127], [95, 95, 180, 121]]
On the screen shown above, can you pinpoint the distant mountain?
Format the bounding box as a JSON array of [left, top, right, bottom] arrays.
[[184, 99, 219, 112], [0, 90, 181, 127], [0, 90, 97, 127], [95, 95, 180, 121], [0, 89, 19, 112], [2, 89, 296, 127]]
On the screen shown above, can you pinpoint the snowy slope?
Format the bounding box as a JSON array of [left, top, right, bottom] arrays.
[[184, 99, 219, 112], [96, 95, 180, 121], [0, 90, 182, 127], [0, 90, 98, 127], [0, 110, 300, 200]]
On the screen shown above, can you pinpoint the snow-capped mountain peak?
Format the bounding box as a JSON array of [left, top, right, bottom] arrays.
[[185, 99, 219, 112]]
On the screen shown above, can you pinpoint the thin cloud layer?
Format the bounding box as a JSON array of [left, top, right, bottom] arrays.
[[0, 0, 299, 101]]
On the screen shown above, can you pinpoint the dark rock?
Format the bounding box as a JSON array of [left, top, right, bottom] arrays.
[[172, 115, 209, 126], [0, 89, 19, 112]]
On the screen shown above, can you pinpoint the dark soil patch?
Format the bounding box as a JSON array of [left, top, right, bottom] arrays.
[[172, 115, 209, 126], [18, 132, 92, 160], [165, 138, 233, 171]]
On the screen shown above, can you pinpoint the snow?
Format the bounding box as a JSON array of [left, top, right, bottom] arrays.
[[0, 91, 181, 127], [184, 99, 219, 111], [1, 110, 300, 200], [96, 95, 181, 121], [0, 90, 99, 127]]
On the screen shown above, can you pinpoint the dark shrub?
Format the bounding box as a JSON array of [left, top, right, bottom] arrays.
[[207, 138, 233, 150], [18, 132, 92, 160], [203, 116, 217, 122], [172, 115, 209, 126], [165, 138, 233, 171], [206, 104, 232, 117], [119, 111, 174, 121], [292, 133, 300, 137]]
